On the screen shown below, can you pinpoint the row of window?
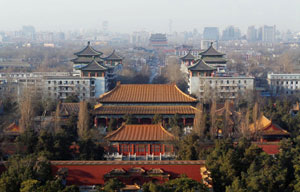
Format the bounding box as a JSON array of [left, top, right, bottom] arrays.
[[47, 87, 88, 91], [47, 80, 92, 85], [120, 144, 172, 153]]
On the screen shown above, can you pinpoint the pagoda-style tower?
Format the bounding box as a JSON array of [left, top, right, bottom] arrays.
[[180, 50, 196, 66], [103, 50, 122, 66], [71, 41, 103, 72], [180, 42, 226, 73], [188, 59, 216, 77], [199, 42, 227, 72]]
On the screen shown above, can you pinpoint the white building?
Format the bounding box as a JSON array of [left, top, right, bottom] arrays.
[[267, 73, 300, 95]]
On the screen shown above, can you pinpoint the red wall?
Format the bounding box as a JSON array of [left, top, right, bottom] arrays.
[[51, 161, 204, 186]]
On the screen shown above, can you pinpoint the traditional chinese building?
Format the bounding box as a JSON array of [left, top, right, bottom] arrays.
[[180, 50, 196, 67], [185, 44, 254, 100], [249, 115, 290, 142], [105, 124, 175, 157], [149, 33, 168, 48], [199, 42, 227, 73], [71, 41, 122, 72], [93, 83, 198, 132], [50, 160, 206, 186]]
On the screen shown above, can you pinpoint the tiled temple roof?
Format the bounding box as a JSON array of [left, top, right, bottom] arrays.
[[80, 59, 108, 71], [93, 105, 197, 115], [104, 50, 122, 60], [249, 115, 290, 136], [74, 41, 103, 56], [99, 83, 197, 103], [105, 124, 175, 141], [188, 59, 215, 71], [180, 50, 195, 60], [59, 103, 80, 116], [199, 43, 225, 56]]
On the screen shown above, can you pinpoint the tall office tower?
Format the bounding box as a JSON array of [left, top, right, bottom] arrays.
[[22, 25, 35, 40], [222, 26, 241, 41], [247, 26, 257, 42], [262, 25, 276, 42], [203, 27, 219, 41]]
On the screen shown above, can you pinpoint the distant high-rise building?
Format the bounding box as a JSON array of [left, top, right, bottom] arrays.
[[203, 27, 219, 41], [261, 25, 276, 42], [222, 26, 241, 41], [22, 25, 35, 40], [247, 26, 257, 42]]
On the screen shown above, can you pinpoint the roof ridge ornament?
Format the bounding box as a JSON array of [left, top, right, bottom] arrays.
[[88, 41, 90, 45]]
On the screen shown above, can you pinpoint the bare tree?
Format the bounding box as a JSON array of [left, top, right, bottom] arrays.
[[252, 102, 260, 139], [210, 100, 217, 139], [19, 90, 35, 132], [77, 101, 90, 140], [223, 100, 231, 138], [54, 102, 61, 134], [193, 103, 206, 138]]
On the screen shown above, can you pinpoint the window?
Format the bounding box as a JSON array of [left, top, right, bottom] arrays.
[[138, 145, 148, 152], [121, 144, 131, 153], [151, 145, 161, 153], [227, 80, 229, 84], [91, 81, 95, 85], [48, 87, 51, 90], [48, 81, 51, 84], [59, 81, 62, 85]]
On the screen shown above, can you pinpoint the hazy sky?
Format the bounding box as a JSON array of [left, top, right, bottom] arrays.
[[1, 0, 300, 33]]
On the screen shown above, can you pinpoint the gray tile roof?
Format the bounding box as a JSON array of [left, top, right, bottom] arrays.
[[188, 59, 216, 71]]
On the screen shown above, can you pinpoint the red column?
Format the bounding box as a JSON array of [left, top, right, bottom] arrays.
[[183, 118, 186, 126], [94, 117, 98, 127], [105, 118, 108, 126], [171, 145, 174, 153], [118, 144, 120, 154], [132, 144, 135, 155], [88, 72, 91, 77], [162, 144, 165, 154], [95, 72, 98, 77], [148, 144, 151, 154]]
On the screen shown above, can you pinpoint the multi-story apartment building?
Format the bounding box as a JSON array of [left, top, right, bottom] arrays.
[[0, 42, 123, 101], [189, 74, 255, 100], [44, 76, 95, 100], [267, 73, 300, 95]]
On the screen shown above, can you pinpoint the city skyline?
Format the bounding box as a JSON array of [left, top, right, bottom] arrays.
[[1, 0, 300, 33]]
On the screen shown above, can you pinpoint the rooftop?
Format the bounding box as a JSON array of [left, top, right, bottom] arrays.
[[80, 59, 108, 71], [74, 41, 103, 56], [199, 42, 225, 57], [99, 83, 197, 103], [249, 115, 290, 136], [59, 103, 80, 116], [180, 50, 196, 60], [188, 59, 216, 71], [93, 105, 198, 115], [104, 50, 122, 61], [105, 124, 175, 142]]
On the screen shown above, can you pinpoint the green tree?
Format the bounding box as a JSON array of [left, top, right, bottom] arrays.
[[107, 118, 118, 132], [103, 178, 125, 192], [20, 179, 40, 192], [164, 176, 209, 192], [152, 114, 163, 124]]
